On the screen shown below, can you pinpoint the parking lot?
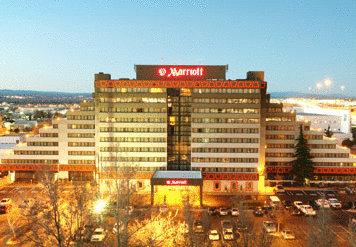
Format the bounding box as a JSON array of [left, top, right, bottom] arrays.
[[0, 184, 356, 246], [0, 184, 42, 246]]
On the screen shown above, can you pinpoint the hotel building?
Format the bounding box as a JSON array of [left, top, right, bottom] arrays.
[[1, 65, 355, 197]]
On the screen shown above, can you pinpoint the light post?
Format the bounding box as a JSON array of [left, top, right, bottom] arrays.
[[93, 198, 107, 223]]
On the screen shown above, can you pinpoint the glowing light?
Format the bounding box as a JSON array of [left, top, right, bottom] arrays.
[[93, 199, 107, 214], [316, 82, 323, 90], [257, 166, 265, 176], [323, 78, 332, 88], [166, 179, 188, 185], [157, 66, 204, 78], [340, 85, 345, 91], [154, 185, 199, 207]]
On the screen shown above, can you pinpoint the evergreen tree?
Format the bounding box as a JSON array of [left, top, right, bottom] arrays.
[[324, 125, 333, 138], [291, 125, 314, 183]]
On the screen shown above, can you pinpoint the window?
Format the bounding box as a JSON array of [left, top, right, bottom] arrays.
[[214, 181, 220, 191]]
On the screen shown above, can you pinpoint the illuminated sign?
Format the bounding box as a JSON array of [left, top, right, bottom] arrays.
[[158, 67, 204, 78], [165, 179, 188, 185]]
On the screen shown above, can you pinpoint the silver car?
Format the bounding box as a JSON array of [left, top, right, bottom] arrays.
[[263, 221, 277, 233]]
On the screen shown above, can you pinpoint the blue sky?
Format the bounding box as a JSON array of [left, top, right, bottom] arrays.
[[0, 0, 355, 95]]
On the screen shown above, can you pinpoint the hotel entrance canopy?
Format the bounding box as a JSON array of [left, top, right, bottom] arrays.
[[151, 171, 203, 185], [151, 171, 203, 206]]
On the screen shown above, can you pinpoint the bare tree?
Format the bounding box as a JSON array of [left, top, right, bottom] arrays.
[[307, 207, 335, 247], [182, 193, 196, 247], [104, 163, 139, 247], [255, 228, 273, 247], [5, 203, 23, 244], [128, 210, 187, 247], [24, 172, 94, 247], [232, 195, 255, 247], [349, 219, 356, 247]]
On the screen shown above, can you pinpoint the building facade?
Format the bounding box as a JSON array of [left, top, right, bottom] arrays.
[[1, 65, 356, 194]]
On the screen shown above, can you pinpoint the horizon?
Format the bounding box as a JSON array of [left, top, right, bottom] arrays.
[[1, 88, 355, 99]]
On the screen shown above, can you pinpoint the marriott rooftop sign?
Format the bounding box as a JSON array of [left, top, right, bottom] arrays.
[[135, 65, 228, 80]]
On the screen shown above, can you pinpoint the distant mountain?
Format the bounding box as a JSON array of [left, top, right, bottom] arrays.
[[0, 89, 91, 97], [270, 91, 355, 99]]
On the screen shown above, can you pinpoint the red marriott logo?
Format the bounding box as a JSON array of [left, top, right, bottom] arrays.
[[165, 179, 188, 185], [158, 67, 204, 78]]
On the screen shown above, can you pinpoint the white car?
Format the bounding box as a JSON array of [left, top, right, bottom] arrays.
[[281, 229, 295, 240], [221, 220, 233, 231], [90, 228, 106, 242], [0, 198, 12, 206], [328, 198, 342, 209], [293, 201, 303, 210], [263, 221, 277, 233], [230, 208, 239, 216], [315, 199, 330, 209], [300, 205, 316, 216], [222, 228, 234, 240], [208, 229, 220, 241], [219, 207, 229, 216]]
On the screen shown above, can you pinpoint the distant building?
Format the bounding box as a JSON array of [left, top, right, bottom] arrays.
[[294, 107, 351, 134], [11, 120, 37, 132], [0, 114, 6, 134]]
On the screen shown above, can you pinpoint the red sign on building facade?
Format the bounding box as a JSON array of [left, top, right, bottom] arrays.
[[157, 66, 204, 79], [165, 179, 189, 185]]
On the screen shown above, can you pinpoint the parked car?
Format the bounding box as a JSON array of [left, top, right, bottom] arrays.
[[208, 229, 220, 241], [282, 200, 293, 209], [293, 201, 303, 210], [300, 205, 316, 216], [222, 228, 234, 240], [221, 220, 233, 231], [236, 221, 248, 231], [0, 198, 12, 206], [262, 204, 273, 213], [218, 207, 229, 216], [230, 208, 239, 216], [281, 229, 295, 240], [328, 198, 342, 209], [254, 207, 264, 217], [193, 220, 204, 233], [263, 221, 277, 233], [315, 199, 330, 209], [208, 207, 217, 215], [0, 198, 12, 214], [275, 184, 285, 193], [90, 227, 106, 242]]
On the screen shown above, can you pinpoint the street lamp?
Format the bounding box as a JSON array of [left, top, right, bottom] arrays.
[[93, 199, 107, 214]]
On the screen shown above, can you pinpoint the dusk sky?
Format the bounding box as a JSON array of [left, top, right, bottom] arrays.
[[1, 0, 355, 95]]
